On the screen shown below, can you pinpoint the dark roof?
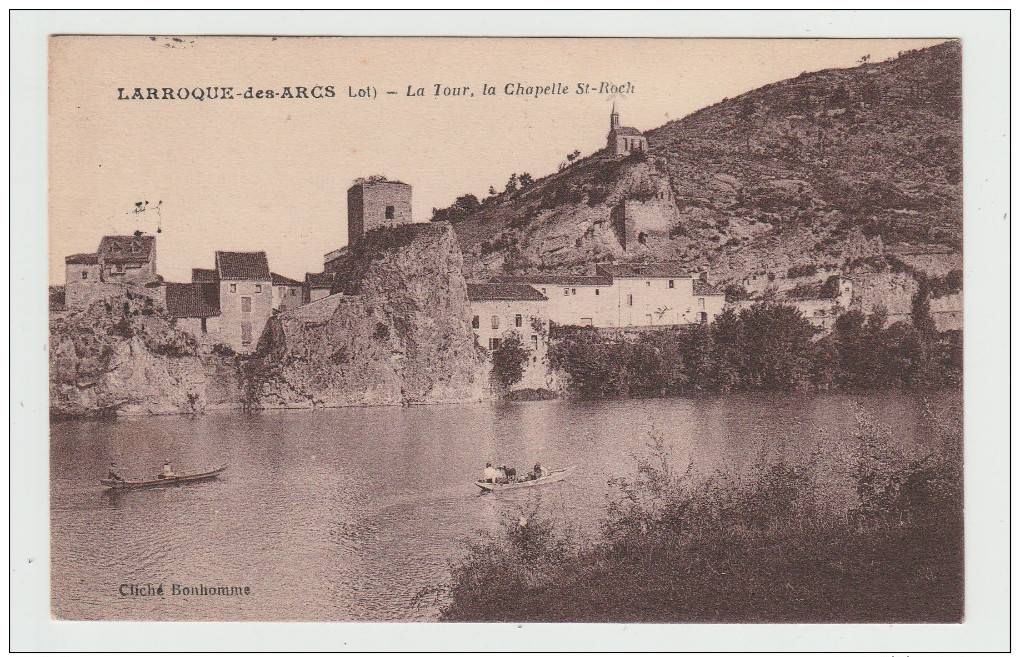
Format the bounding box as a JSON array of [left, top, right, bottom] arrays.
[[165, 282, 220, 318], [467, 283, 547, 302], [596, 262, 692, 279], [492, 274, 612, 287], [272, 273, 302, 287], [215, 251, 271, 281], [305, 272, 336, 288], [694, 279, 724, 296], [98, 235, 155, 264], [192, 268, 218, 283], [611, 126, 643, 137], [65, 253, 98, 265]]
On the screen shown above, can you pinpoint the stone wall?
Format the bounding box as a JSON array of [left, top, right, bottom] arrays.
[[217, 279, 273, 354], [347, 181, 413, 249]]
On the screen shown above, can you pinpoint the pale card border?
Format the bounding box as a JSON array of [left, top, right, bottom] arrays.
[[9, 9, 1011, 652]]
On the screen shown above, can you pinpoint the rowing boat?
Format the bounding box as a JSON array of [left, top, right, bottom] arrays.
[[100, 464, 228, 490], [475, 466, 575, 492]]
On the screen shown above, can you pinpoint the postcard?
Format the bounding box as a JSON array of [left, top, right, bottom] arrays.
[[11, 10, 1011, 652]]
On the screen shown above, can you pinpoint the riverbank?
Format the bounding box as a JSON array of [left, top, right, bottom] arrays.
[[439, 422, 963, 623]]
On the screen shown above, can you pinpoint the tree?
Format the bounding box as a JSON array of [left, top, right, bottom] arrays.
[[491, 332, 530, 390], [488, 185, 497, 196], [519, 173, 534, 189], [504, 173, 519, 195]]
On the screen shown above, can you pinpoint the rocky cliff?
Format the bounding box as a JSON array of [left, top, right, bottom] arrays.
[[49, 290, 241, 418], [251, 222, 485, 408]]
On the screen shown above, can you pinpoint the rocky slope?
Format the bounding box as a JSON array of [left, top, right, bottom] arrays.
[[49, 290, 241, 418], [444, 42, 961, 287], [250, 222, 485, 407]]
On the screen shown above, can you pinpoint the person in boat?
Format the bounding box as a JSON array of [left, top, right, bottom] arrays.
[[107, 462, 123, 482], [502, 465, 516, 483], [158, 459, 176, 479], [482, 462, 500, 484], [533, 463, 550, 479]]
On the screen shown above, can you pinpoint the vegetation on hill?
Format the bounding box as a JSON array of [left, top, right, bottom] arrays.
[[434, 42, 960, 283]]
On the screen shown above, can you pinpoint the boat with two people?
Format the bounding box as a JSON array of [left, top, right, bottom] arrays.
[[101, 460, 228, 490], [476, 462, 575, 492]]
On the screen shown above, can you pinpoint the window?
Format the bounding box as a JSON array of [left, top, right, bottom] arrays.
[[627, 294, 633, 306], [229, 283, 237, 293], [489, 337, 501, 350], [491, 315, 500, 330], [581, 317, 593, 326], [571, 289, 577, 295], [699, 298, 706, 309], [255, 284, 262, 293], [515, 314, 522, 327], [668, 280, 674, 289], [241, 321, 253, 345], [563, 288, 569, 296], [200, 317, 208, 334], [290, 288, 296, 296], [530, 335, 539, 349], [699, 312, 708, 325], [385, 206, 395, 221], [81, 270, 88, 280], [472, 315, 480, 329], [241, 296, 252, 313], [595, 289, 600, 295], [645, 281, 651, 287]]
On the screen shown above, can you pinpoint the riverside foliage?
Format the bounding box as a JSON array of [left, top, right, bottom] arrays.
[[439, 418, 963, 622], [547, 302, 961, 398]]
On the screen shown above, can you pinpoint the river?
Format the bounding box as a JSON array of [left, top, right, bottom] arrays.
[[50, 390, 961, 621]]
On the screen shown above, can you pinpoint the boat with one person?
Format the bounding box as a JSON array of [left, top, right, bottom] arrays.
[[476, 465, 575, 492], [100, 463, 228, 490]]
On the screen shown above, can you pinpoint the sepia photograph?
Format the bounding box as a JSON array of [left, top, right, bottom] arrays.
[[9, 8, 1011, 652]]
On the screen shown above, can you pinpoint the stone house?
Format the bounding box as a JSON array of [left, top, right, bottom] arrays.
[[491, 274, 614, 326], [214, 251, 273, 353], [467, 282, 552, 390], [62, 233, 160, 309], [271, 273, 303, 312]]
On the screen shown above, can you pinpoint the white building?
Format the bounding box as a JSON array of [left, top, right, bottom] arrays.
[[493, 262, 726, 328]]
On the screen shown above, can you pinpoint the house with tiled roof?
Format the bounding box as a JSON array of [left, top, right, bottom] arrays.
[[207, 251, 273, 353], [607, 104, 648, 157], [62, 233, 159, 309], [165, 282, 221, 338], [271, 272, 303, 312], [466, 282, 552, 391], [303, 271, 338, 304]]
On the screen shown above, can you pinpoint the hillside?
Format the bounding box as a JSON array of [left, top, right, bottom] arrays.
[[445, 42, 961, 286]]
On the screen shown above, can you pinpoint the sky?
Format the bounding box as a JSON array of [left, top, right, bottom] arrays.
[[49, 36, 945, 284]]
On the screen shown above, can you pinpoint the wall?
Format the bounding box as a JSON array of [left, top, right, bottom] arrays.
[[528, 283, 615, 327], [469, 298, 552, 392], [610, 134, 647, 156], [63, 263, 102, 308], [610, 276, 702, 326], [217, 279, 273, 354], [347, 182, 413, 249], [273, 284, 302, 311]]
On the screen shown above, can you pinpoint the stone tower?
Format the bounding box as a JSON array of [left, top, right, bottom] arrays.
[[347, 178, 413, 250], [610, 102, 620, 131]]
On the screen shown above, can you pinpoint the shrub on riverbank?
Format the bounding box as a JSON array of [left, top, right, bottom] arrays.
[[547, 302, 961, 398], [439, 423, 963, 622]]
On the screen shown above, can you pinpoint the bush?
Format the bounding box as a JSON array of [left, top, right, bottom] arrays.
[[490, 332, 530, 390]]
